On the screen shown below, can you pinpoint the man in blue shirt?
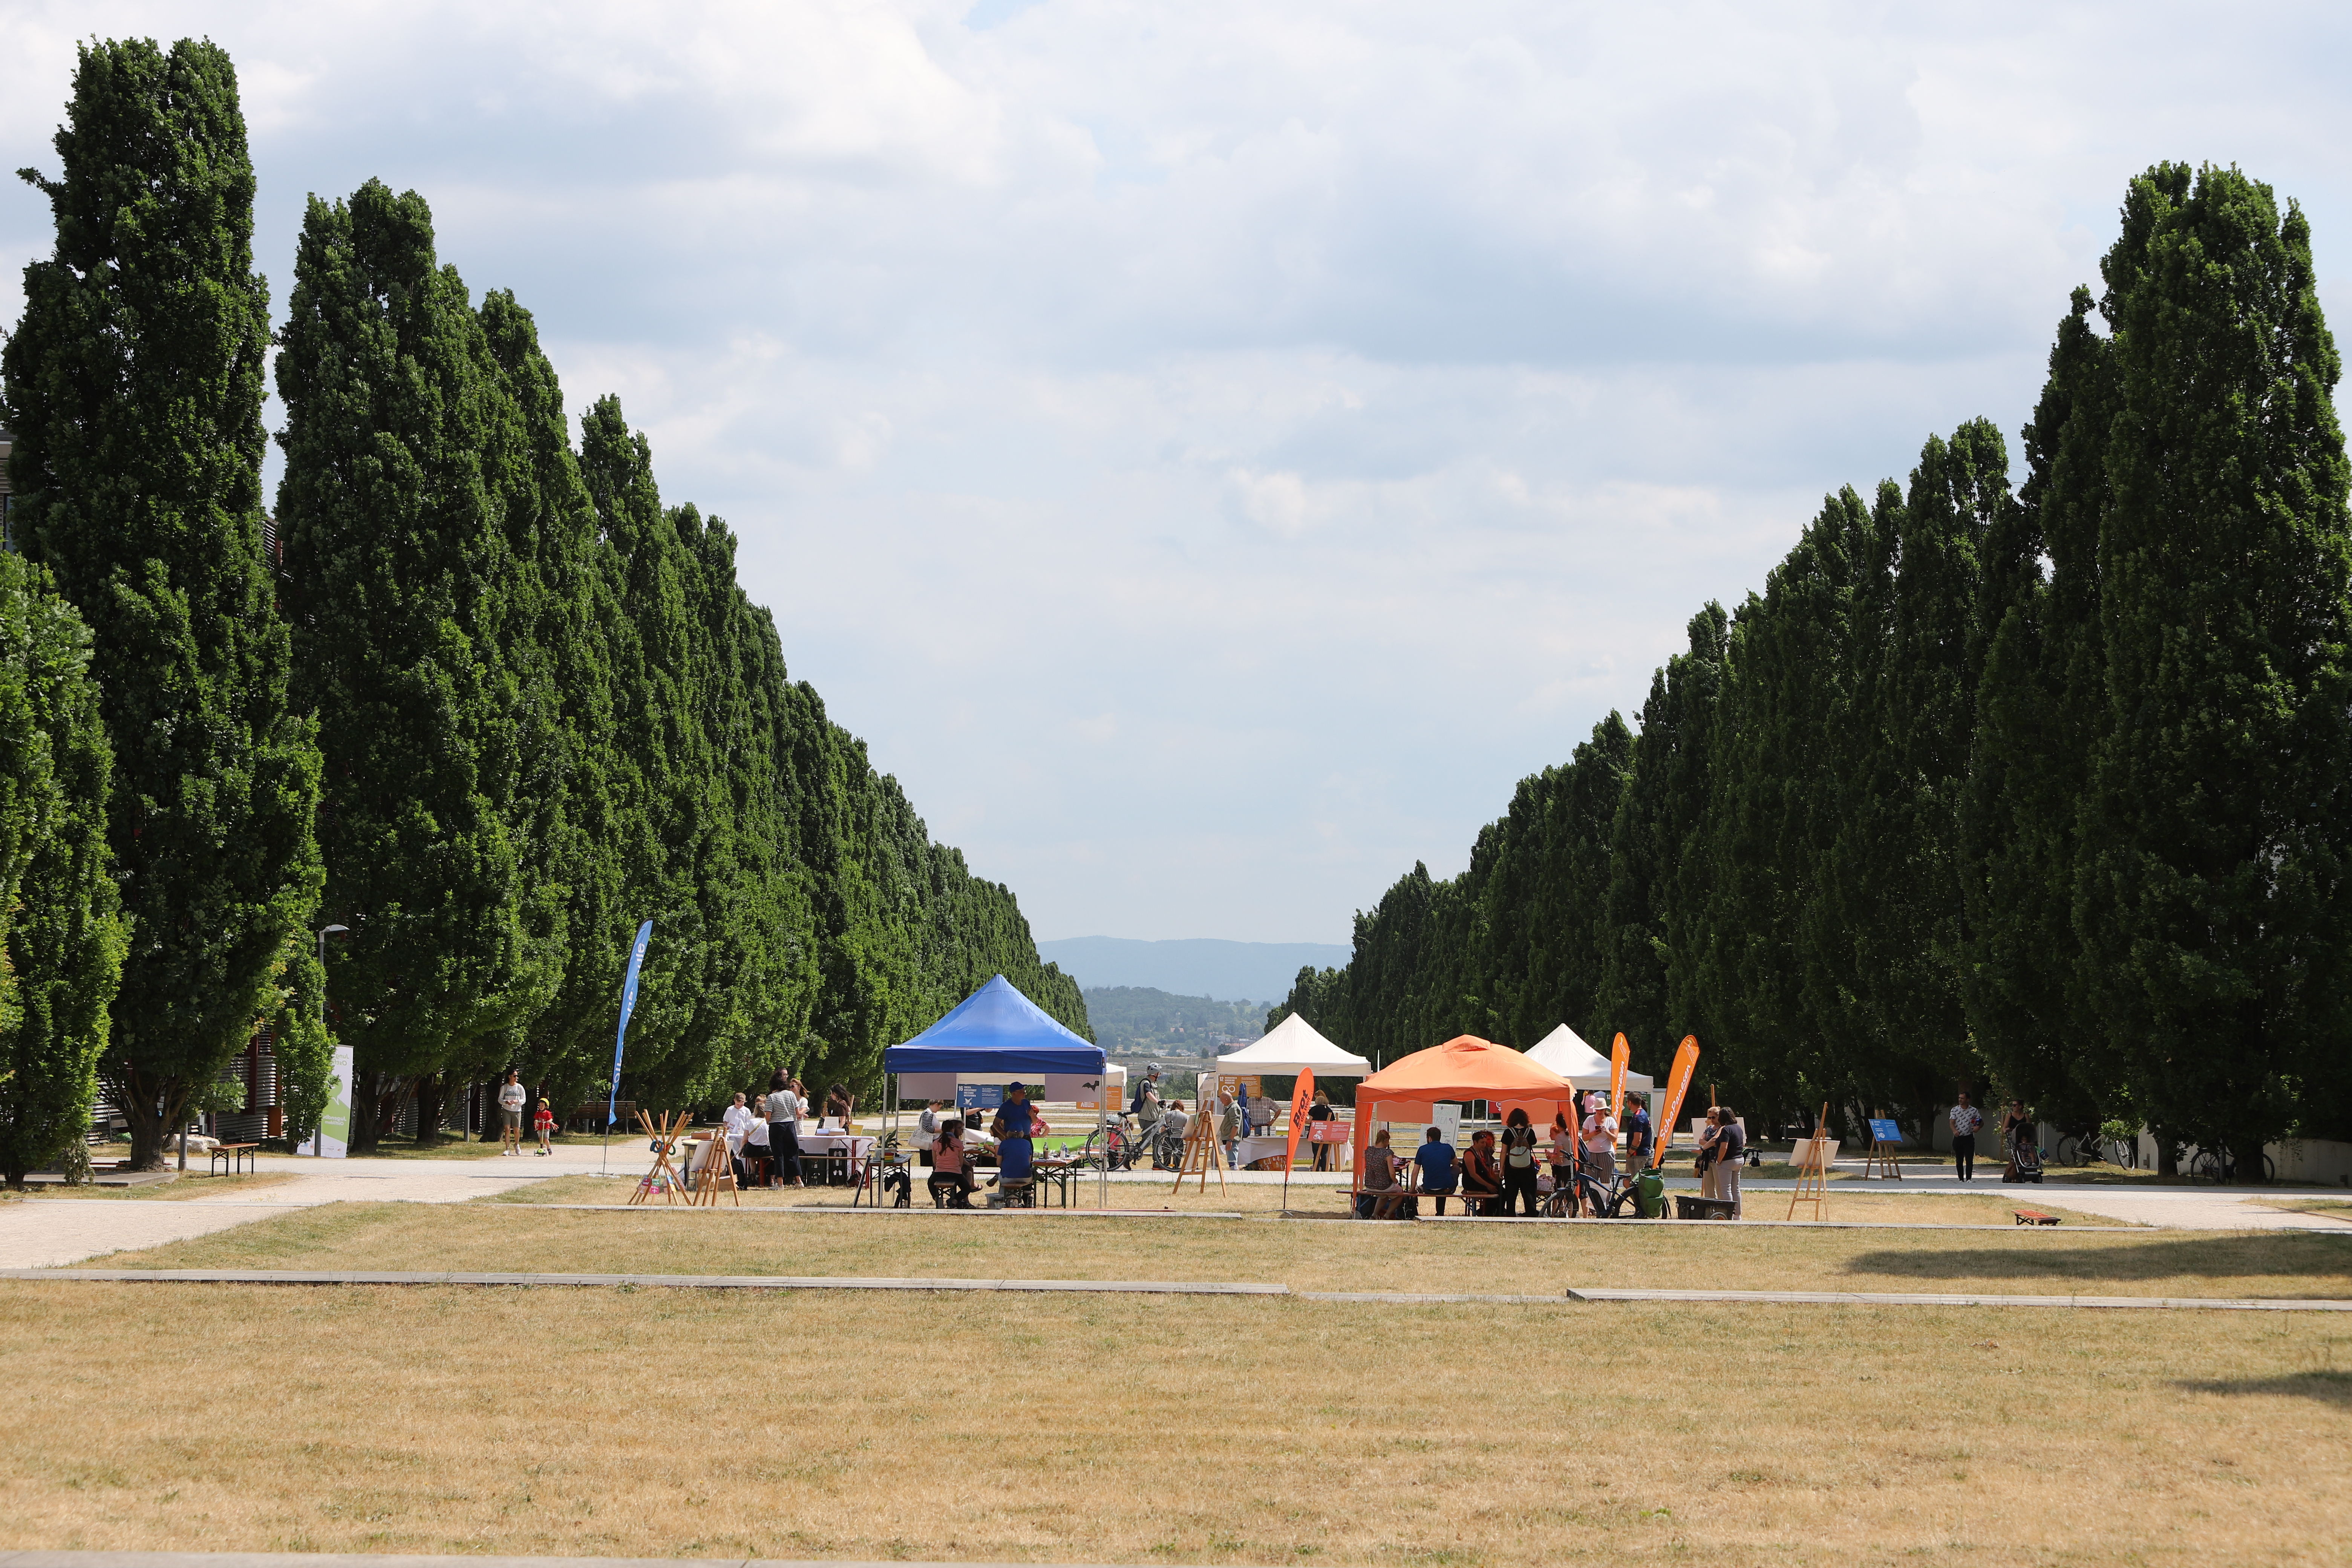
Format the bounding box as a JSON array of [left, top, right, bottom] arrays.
[[1625, 1096, 1654, 1167], [995, 1081, 1039, 1183], [1413, 1126, 1459, 1216]]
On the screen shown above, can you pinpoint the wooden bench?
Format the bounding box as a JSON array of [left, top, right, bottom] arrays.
[[209, 1143, 259, 1176], [2013, 1208, 2060, 1226]]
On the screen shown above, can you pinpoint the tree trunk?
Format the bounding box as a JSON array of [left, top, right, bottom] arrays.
[[413, 1073, 443, 1147], [107, 1065, 190, 1172], [2155, 1138, 2178, 1178]]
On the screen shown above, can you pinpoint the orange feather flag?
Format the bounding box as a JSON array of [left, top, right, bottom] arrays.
[[1283, 1068, 1316, 1207], [1609, 1032, 1630, 1118], [1652, 1035, 1701, 1169]]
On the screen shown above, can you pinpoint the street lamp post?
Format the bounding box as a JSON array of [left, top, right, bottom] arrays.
[[312, 925, 348, 1156]]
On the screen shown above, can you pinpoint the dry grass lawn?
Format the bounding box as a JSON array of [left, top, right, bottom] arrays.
[[1, 1172, 299, 1202], [0, 1281, 2345, 1565], [499, 1170, 2133, 1227], [76, 1200, 2352, 1300]]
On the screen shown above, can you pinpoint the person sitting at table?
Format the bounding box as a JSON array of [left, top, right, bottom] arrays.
[[930, 1121, 975, 1205], [825, 1082, 854, 1129], [1461, 1130, 1502, 1216], [1360, 1127, 1406, 1219], [992, 1081, 1044, 1187], [721, 1093, 756, 1184], [1413, 1126, 1459, 1215]]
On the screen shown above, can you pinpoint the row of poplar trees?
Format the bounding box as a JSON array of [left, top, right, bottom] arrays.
[[1275, 162, 2352, 1178], [0, 38, 1086, 1179]]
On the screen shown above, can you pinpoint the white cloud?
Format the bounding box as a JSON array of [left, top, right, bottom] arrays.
[[4, 0, 2350, 946]]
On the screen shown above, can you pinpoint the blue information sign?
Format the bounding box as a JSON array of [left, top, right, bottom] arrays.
[[957, 1084, 1004, 1112], [1868, 1118, 1903, 1145]]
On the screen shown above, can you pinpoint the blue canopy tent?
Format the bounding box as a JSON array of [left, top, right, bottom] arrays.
[[884, 974, 1107, 1079]]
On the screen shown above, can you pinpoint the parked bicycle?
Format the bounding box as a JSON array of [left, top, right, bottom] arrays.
[[2190, 1146, 2275, 1184]]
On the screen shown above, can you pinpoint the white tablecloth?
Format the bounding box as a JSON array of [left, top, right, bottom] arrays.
[[795, 1132, 876, 1174], [1236, 1135, 1290, 1168]]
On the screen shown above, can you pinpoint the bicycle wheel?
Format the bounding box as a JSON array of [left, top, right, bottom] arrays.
[[2263, 1153, 2277, 1184], [1543, 1188, 1572, 1219], [2190, 1149, 2223, 1183], [2056, 1135, 2085, 1167]]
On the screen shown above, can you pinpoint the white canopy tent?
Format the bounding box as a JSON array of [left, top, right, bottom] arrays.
[[1209, 1013, 1374, 1077], [1525, 1024, 1654, 1099]]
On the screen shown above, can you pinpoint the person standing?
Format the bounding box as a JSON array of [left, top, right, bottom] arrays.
[[1714, 1106, 1746, 1214], [1308, 1090, 1336, 1170], [995, 1081, 1042, 1186], [1949, 1093, 1983, 1182], [765, 1072, 804, 1188], [1696, 1107, 1722, 1199], [532, 1098, 556, 1155], [1581, 1098, 1620, 1185], [741, 1105, 771, 1187], [497, 1071, 527, 1155], [1217, 1090, 1241, 1166], [1498, 1108, 1541, 1215], [721, 1093, 756, 1184], [1624, 1095, 1654, 1169]]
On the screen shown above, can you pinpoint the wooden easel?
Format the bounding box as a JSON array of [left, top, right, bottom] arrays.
[[691, 1126, 741, 1207], [1786, 1102, 1831, 1221], [1171, 1093, 1228, 1196], [1862, 1115, 1903, 1181], [629, 1109, 690, 1207]]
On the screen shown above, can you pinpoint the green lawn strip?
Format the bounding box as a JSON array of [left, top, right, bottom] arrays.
[[70, 1199, 2352, 1300]]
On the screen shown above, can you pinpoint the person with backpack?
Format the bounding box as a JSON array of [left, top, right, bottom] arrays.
[[1498, 1107, 1542, 1215]]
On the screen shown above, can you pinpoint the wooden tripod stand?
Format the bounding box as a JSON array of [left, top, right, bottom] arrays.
[[1786, 1101, 1831, 1221], [629, 1110, 690, 1206], [1171, 1101, 1228, 1196]]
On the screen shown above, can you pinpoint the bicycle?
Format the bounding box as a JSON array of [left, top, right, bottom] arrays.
[[2054, 1124, 2107, 1167], [2190, 1147, 2275, 1184], [1081, 1116, 1140, 1171]]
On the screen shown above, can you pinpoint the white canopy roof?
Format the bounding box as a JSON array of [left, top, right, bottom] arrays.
[[1525, 1024, 1654, 1093], [1209, 1013, 1374, 1077]]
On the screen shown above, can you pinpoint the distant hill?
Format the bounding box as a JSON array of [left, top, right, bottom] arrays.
[[1039, 936, 1350, 1002], [1083, 987, 1270, 1061]]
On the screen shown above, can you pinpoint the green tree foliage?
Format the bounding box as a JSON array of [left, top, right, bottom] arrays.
[[3, 38, 323, 1169], [273, 181, 559, 1150], [1964, 289, 2114, 1112], [1286, 166, 2351, 1155], [0, 555, 126, 1186], [2075, 164, 2352, 1176]]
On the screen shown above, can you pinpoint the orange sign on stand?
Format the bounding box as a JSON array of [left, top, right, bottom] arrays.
[[1283, 1068, 1315, 1211]]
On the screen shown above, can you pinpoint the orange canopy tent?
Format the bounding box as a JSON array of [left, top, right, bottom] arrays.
[[1351, 1035, 1579, 1181]]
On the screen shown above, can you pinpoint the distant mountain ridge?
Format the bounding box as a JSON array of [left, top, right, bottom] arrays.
[[1038, 937, 1349, 1003]]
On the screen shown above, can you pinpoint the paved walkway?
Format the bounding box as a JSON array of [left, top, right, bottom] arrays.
[[2, 1151, 2343, 1269], [0, 1555, 1021, 1568], [0, 1150, 589, 1267]]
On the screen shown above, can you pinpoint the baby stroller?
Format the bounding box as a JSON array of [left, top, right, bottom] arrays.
[[2006, 1135, 2045, 1184]]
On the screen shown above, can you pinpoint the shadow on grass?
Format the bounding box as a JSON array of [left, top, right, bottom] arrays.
[[2174, 1372, 2352, 1407], [1838, 1233, 2352, 1288]]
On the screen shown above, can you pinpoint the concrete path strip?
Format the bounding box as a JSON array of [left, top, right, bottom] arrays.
[[0, 1268, 1285, 1296], [6, 1268, 2346, 1311], [0, 1556, 1071, 1568], [1565, 1286, 2352, 1311]]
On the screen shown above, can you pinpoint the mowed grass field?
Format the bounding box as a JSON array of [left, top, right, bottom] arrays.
[[2, 1276, 2347, 1565], [498, 1170, 2136, 1227], [71, 1199, 2352, 1299]]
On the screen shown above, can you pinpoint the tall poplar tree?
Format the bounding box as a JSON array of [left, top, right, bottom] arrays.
[[273, 180, 555, 1148], [2076, 163, 2352, 1174], [1964, 289, 2114, 1109], [3, 38, 322, 1167]]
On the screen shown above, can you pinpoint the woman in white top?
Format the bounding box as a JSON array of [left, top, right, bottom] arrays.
[[721, 1094, 755, 1184], [1582, 1101, 1620, 1184]]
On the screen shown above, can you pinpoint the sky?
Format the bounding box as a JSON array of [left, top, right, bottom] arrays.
[[4, 2, 2349, 946]]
